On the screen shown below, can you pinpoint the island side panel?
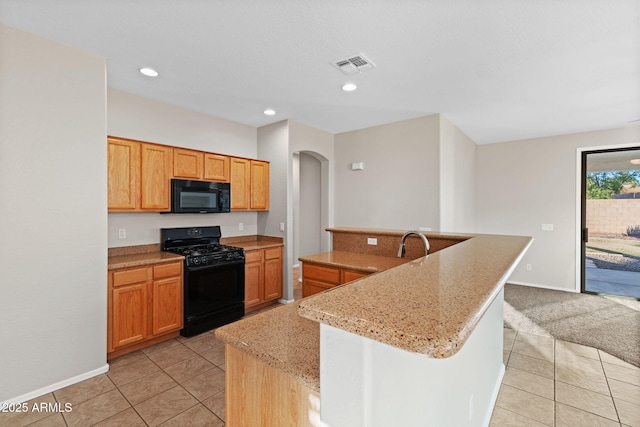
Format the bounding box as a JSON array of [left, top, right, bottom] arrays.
[[319, 289, 505, 427], [225, 344, 319, 427]]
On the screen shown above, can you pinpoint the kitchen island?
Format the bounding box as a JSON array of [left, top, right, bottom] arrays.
[[215, 231, 532, 427]]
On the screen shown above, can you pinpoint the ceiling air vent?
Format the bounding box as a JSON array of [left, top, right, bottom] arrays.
[[332, 53, 376, 75]]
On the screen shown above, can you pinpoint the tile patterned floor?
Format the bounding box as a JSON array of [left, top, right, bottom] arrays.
[[492, 328, 640, 427], [1, 330, 229, 426], [3, 270, 639, 426]]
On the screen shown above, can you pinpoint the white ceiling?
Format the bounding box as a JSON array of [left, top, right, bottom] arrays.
[[1, 0, 639, 144]]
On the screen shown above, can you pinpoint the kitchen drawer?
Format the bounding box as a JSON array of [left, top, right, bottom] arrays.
[[153, 262, 182, 279], [264, 247, 282, 260], [302, 278, 335, 297], [342, 269, 368, 284], [112, 267, 149, 287], [303, 264, 340, 284], [245, 250, 264, 263]]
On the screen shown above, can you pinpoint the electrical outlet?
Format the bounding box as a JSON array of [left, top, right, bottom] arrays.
[[526, 264, 532, 271], [239, 222, 244, 231], [367, 238, 377, 245], [280, 222, 285, 232], [118, 229, 126, 239], [542, 224, 554, 231], [419, 227, 431, 231]]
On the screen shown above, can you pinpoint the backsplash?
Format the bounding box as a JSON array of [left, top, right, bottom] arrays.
[[107, 211, 259, 248]]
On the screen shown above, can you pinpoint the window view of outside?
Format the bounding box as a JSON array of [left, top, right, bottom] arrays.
[[585, 162, 640, 299]]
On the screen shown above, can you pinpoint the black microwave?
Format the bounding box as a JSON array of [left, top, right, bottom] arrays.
[[170, 179, 231, 214]]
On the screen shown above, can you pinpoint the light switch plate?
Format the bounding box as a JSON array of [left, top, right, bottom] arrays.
[[367, 238, 377, 245], [542, 224, 554, 231]]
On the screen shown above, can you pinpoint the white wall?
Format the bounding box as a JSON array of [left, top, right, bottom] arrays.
[[107, 89, 258, 247], [440, 115, 478, 233], [289, 121, 335, 252], [256, 121, 291, 297], [0, 25, 108, 402], [477, 126, 640, 291], [334, 115, 441, 230], [299, 152, 322, 257], [256, 121, 289, 239]]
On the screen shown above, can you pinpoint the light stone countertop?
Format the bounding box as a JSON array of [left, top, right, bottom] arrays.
[[215, 232, 532, 391], [298, 250, 411, 273], [108, 251, 184, 270], [215, 300, 320, 392], [298, 233, 533, 358], [221, 235, 283, 252]]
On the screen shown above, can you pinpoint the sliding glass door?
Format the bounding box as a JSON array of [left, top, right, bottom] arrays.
[[581, 147, 640, 299]]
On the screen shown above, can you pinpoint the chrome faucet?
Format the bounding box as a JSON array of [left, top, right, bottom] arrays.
[[397, 230, 430, 258]]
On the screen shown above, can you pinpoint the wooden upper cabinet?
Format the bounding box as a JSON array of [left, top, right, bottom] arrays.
[[173, 148, 229, 182], [108, 137, 139, 211], [204, 153, 230, 182], [250, 160, 270, 211], [140, 143, 172, 211], [107, 137, 266, 212], [173, 148, 203, 180], [230, 157, 270, 211], [230, 157, 251, 210]]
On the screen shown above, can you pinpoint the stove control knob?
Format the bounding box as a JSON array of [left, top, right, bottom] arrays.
[[201, 257, 209, 264], [192, 258, 201, 266]]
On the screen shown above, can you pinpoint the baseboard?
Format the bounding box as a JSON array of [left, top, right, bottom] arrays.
[[507, 280, 578, 293], [1, 363, 109, 405]]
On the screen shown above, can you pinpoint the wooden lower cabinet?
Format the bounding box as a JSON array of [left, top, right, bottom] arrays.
[[108, 261, 183, 359], [225, 344, 319, 427], [244, 246, 283, 311], [342, 269, 368, 284], [112, 281, 148, 349], [302, 263, 369, 297]]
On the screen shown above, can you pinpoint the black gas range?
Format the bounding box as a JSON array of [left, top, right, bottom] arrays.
[[161, 226, 245, 337], [166, 243, 245, 267]]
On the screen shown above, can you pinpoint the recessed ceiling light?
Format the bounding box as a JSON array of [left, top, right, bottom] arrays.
[[630, 159, 640, 165], [342, 82, 357, 92], [263, 108, 276, 116], [139, 67, 159, 77]]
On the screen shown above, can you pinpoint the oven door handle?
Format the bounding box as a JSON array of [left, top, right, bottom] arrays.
[[186, 259, 245, 271]]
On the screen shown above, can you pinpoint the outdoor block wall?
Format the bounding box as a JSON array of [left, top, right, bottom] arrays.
[[587, 199, 640, 235]]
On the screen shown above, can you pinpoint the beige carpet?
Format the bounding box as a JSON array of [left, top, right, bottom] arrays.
[[503, 283, 640, 367]]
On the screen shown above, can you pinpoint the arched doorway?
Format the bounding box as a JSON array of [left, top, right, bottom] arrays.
[[292, 150, 330, 298]]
